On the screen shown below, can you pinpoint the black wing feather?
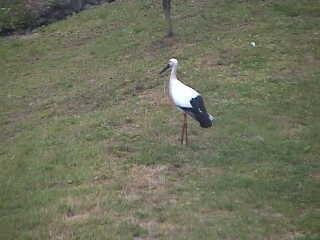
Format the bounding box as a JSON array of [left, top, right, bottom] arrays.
[[178, 96, 213, 128]]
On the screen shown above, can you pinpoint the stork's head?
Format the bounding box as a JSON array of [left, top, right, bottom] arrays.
[[160, 58, 178, 74], [168, 58, 178, 67]]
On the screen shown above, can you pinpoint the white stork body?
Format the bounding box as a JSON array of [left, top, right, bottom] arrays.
[[169, 68, 199, 109], [160, 58, 215, 144]]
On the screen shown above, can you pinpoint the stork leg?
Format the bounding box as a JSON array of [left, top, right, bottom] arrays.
[[185, 113, 188, 145], [181, 113, 188, 145], [180, 113, 186, 144]]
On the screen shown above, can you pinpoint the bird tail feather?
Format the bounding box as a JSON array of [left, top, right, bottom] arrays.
[[190, 96, 215, 128], [198, 113, 214, 128]]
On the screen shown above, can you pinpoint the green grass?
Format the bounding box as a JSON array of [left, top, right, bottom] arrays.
[[1, 0, 320, 239]]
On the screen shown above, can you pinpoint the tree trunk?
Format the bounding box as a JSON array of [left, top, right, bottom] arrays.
[[162, 0, 173, 37]]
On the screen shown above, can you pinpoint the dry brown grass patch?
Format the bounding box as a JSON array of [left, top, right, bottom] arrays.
[[138, 88, 171, 107], [122, 164, 168, 201], [311, 171, 320, 181], [197, 53, 221, 69], [273, 115, 305, 139], [61, 195, 102, 224]]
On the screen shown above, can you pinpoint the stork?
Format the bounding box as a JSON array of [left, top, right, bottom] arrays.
[[160, 58, 215, 144]]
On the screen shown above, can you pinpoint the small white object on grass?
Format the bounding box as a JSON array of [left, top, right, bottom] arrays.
[[250, 41, 256, 47]]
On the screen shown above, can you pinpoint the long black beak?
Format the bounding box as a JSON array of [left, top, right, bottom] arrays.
[[159, 64, 170, 74]]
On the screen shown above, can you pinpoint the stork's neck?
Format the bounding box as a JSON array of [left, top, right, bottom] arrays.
[[170, 64, 178, 81]]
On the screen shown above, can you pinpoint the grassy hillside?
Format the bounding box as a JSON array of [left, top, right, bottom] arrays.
[[0, 0, 319, 239]]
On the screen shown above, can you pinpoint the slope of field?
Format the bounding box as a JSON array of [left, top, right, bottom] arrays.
[[0, 1, 319, 239]]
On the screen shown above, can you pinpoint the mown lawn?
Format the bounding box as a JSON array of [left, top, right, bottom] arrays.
[[0, 0, 319, 239]]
